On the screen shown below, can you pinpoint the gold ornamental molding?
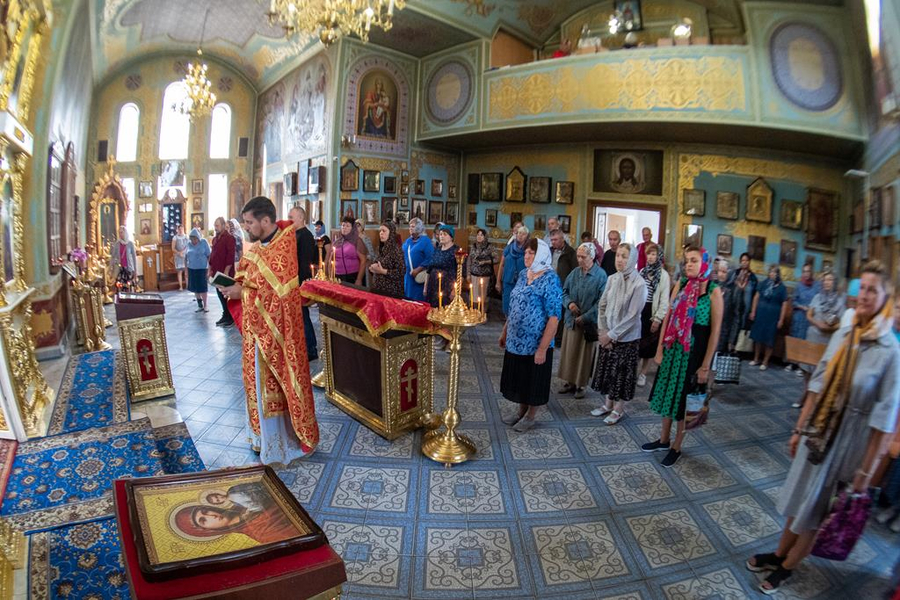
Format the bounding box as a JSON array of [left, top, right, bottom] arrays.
[[341, 156, 405, 174], [487, 56, 747, 123], [0, 297, 52, 437]]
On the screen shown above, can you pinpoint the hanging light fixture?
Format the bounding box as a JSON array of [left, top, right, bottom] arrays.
[[177, 9, 217, 120], [265, 0, 406, 47]]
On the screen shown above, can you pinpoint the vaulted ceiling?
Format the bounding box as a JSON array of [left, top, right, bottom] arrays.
[[89, 0, 846, 91]]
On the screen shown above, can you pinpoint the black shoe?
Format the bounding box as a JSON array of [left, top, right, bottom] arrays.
[[759, 566, 793, 595], [661, 448, 682, 468], [746, 552, 784, 573], [215, 318, 227, 325], [641, 439, 670, 453], [220, 321, 234, 328]]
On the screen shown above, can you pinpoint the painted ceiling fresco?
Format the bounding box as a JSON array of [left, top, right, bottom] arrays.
[[88, 0, 847, 90]]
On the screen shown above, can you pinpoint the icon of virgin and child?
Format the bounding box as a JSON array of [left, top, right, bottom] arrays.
[[171, 482, 302, 545], [357, 72, 396, 140]]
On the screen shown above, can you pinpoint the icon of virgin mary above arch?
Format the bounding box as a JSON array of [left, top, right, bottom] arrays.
[[357, 71, 397, 140], [344, 55, 410, 157]]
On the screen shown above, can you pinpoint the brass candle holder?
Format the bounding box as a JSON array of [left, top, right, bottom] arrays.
[[311, 239, 334, 388], [421, 248, 486, 466]]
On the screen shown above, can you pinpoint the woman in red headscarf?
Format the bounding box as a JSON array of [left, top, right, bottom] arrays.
[[174, 503, 300, 546], [644, 246, 723, 468]]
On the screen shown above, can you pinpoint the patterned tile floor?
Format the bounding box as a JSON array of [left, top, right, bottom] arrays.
[[39, 291, 900, 599]]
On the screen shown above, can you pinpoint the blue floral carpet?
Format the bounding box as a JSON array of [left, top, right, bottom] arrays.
[[47, 350, 129, 437], [28, 516, 129, 600], [3, 419, 204, 534]]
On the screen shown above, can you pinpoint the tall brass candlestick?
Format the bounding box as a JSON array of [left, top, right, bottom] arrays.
[[421, 248, 485, 466]]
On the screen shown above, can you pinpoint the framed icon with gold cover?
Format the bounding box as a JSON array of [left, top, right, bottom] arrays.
[[124, 465, 326, 581], [746, 178, 773, 224]]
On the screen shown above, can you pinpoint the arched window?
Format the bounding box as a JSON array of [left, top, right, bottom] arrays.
[[116, 103, 140, 162], [158, 82, 191, 160], [209, 104, 232, 159], [207, 174, 228, 229]]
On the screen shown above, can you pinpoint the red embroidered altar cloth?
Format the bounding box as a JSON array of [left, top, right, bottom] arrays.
[[300, 280, 447, 338]]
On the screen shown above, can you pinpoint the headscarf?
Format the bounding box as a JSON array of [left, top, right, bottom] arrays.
[[803, 293, 895, 463], [229, 218, 243, 238], [526, 238, 552, 284], [438, 224, 455, 239], [334, 220, 362, 253], [378, 220, 404, 262], [640, 250, 664, 298], [761, 266, 782, 299], [577, 242, 596, 261], [662, 247, 712, 353], [606, 243, 644, 330], [410, 217, 425, 238], [814, 274, 844, 320], [189, 228, 202, 241]]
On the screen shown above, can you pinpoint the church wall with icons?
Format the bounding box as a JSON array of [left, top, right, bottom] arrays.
[[87, 54, 256, 247]]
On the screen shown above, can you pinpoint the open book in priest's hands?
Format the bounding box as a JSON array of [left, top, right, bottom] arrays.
[[209, 271, 236, 287]]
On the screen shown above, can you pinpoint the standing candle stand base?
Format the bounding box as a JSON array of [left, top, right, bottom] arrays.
[[311, 244, 333, 389], [421, 249, 486, 467]]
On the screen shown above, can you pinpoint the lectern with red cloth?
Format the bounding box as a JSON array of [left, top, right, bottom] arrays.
[[300, 280, 444, 439], [113, 479, 345, 600], [115, 293, 175, 402]]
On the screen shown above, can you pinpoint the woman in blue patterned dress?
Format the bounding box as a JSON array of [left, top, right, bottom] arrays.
[[643, 247, 723, 468], [749, 265, 789, 370], [785, 263, 820, 375], [499, 238, 563, 433]]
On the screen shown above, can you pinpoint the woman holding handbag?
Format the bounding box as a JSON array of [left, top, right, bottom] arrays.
[[643, 246, 722, 468], [469, 228, 496, 310], [747, 261, 900, 594], [557, 243, 607, 399]]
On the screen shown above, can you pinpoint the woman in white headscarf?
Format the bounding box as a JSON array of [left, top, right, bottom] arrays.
[[227, 218, 244, 264], [590, 242, 648, 425], [499, 238, 563, 432]]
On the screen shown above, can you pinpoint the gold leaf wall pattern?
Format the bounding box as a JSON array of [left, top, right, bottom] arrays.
[[489, 57, 746, 122]]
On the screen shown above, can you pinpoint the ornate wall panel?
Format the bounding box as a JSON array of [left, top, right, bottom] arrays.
[[419, 43, 482, 138], [484, 48, 752, 127], [743, 3, 865, 140]]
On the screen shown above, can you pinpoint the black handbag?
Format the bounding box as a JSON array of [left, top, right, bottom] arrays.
[[583, 323, 599, 343]]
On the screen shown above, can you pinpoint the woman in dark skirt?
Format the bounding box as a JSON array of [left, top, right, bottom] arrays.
[[644, 247, 723, 468], [637, 243, 670, 387], [185, 228, 211, 312], [499, 238, 562, 433], [590, 243, 648, 425]]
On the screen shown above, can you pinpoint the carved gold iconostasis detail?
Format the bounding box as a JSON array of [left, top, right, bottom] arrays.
[[0, 0, 50, 126]]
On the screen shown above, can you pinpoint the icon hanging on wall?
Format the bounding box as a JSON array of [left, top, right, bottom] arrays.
[[363, 170, 381, 193], [480, 173, 502, 202], [716, 234, 733, 255], [505, 167, 526, 203], [779, 200, 803, 230], [746, 178, 773, 224], [682, 189, 705, 217], [341, 160, 360, 192], [716, 191, 739, 220], [555, 181, 574, 205], [528, 177, 551, 204]]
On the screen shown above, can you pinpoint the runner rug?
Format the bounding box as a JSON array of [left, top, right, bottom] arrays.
[[3, 419, 204, 533], [46, 350, 129, 437]]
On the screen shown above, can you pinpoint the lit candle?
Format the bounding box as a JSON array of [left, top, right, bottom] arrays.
[[439, 290, 443, 309], [310, 264, 315, 278], [438, 272, 443, 299], [469, 283, 474, 310]]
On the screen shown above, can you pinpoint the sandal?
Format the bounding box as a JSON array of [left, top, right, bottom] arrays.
[[759, 565, 793, 595], [603, 410, 626, 425], [590, 404, 613, 417], [746, 552, 783, 573]]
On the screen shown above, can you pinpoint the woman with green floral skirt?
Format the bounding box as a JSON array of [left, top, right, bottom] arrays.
[[643, 246, 723, 468]]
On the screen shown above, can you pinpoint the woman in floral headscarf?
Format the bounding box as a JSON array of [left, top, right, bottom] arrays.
[[644, 246, 723, 468]]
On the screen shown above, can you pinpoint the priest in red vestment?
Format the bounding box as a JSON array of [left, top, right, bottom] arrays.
[[218, 196, 318, 463]]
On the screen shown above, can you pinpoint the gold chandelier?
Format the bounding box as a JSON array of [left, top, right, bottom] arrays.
[[266, 0, 406, 46], [176, 9, 216, 120], [177, 48, 217, 120]]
